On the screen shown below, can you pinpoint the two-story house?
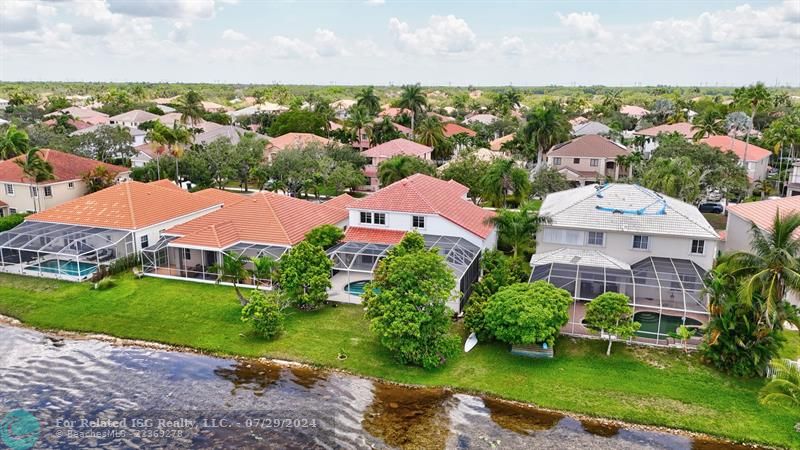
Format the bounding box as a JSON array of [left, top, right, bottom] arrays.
[[701, 135, 771, 182], [0, 149, 130, 215], [531, 183, 720, 347], [108, 109, 160, 128], [787, 162, 800, 196], [360, 138, 433, 191], [633, 122, 694, 156], [328, 173, 497, 311], [546, 135, 632, 186]]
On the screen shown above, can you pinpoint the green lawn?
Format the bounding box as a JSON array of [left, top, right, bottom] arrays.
[[0, 274, 796, 448], [702, 212, 727, 231]]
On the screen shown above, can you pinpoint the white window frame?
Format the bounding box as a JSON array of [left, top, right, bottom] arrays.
[[184, 248, 192, 260], [67, 182, 75, 189], [586, 231, 604, 246], [412, 215, 425, 229], [30, 186, 38, 198], [590, 159, 599, 167], [373, 212, 386, 225], [632, 235, 650, 250], [359, 211, 372, 224], [140, 235, 149, 249], [4, 184, 13, 196], [552, 157, 562, 166], [44, 186, 53, 197], [690, 239, 705, 255]]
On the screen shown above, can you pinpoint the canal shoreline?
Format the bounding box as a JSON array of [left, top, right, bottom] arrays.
[[0, 314, 773, 450]]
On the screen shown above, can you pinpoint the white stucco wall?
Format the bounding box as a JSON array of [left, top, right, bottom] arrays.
[[1, 180, 87, 213], [536, 225, 718, 270], [132, 205, 223, 252]]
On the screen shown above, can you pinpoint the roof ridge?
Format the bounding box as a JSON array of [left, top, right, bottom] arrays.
[[125, 182, 138, 229], [260, 193, 292, 244]]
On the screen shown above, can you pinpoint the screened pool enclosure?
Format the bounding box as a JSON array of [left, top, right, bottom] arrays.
[[327, 234, 482, 310], [529, 251, 709, 346], [0, 221, 134, 281]]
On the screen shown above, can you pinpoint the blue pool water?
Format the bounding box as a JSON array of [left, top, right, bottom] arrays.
[[26, 260, 97, 277], [344, 280, 370, 296]]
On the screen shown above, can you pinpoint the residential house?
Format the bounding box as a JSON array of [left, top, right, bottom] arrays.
[[201, 101, 229, 113], [108, 109, 159, 128], [787, 162, 800, 196], [620, 105, 650, 119], [724, 196, 800, 305], [463, 113, 498, 126], [360, 138, 433, 191], [634, 122, 694, 155], [0, 98, 8, 109], [331, 99, 357, 119], [0, 149, 130, 214], [142, 191, 354, 286], [131, 142, 160, 168], [701, 135, 771, 181], [490, 133, 515, 151], [0, 181, 224, 281], [328, 173, 497, 311], [229, 103, 288, 119], [546, 135, 631, 185], [44, 107, 109, 125], [443, 123, 476, 138], [70, 123, 146, 146], [193, 125, 266, 146], [157, 113, 224, 133], [264, 133, 333, 162], [531, 183, 720, 346], [572, 121, 611, 137]]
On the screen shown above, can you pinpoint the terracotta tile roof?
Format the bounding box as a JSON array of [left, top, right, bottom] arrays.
[[548, 135, 630, 158], [701, 135, 772, 162], [109, 109, 159, 123], [0, 149, 128, 185], [361, 138, 432, 159], [443, 123, 477, 137], [0, 199, 7, 207], [43, 118, 93, 130], [429, 112, 456, 122], [352, 174, 495, 239], [727, 196, 800, 239], [490, 134, 515, 151], [193, 188, 248, 206], [634, 122, 694, 139], [148, 179, 182, 190], [379, 107, 411, 118], [166, 191, 349, 248], [620, 105, 650, 117], [27, 181, 222, 230], [266, 132, 332, 151], [134, 142, 164, 159], [343, 226, 407, 245], [322, 193, 358, 210]]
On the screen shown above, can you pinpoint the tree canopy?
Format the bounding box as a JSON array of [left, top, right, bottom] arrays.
[[482, 282, 573, 346]]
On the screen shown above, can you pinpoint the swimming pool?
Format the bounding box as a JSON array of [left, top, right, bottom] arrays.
[[25, 259, 97, 278], [344, 280, 370, 296], [634, 312, 702, 338]]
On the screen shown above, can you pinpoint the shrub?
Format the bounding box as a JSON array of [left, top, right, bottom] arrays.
[[241, 290, 285, 339], [465, 251, 528, 340], [92, 277, 116, 290], [304, 224, 344, 249], [483, 281, 572, 346], [0, 213, 27, 232], [584, 292, 640, 355], [107, 253, 141, 276]]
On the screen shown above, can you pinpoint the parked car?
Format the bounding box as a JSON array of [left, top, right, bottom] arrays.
[[698, 202, 724, 214], [707, 189, 722, 201]]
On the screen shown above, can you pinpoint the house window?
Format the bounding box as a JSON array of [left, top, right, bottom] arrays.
[[140, 235, 149, 249], [184, 248, 192, 260], [542, 228, 584, 245], [573, 158, 580, 164], [360, 211, 372, 224], [29, 186, 38, 198], [68, 182, 75, 189], [412, 216, 425, 228], [44, 186, 52, 197], [587, 231, 604, 246], [9, 208, 16, 214], [590, 159, 599, 167], [374, 213, 386, 225], [632, 235, 649, 250], [4, 184, 13, 195], [691, 239, 705, 255], [553, 157, 562, 166]]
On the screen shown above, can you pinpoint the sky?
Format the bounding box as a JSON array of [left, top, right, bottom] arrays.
[[1, 0, 799, 86]]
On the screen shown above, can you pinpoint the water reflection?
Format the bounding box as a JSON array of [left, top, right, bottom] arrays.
[[483, 397, 563, 434], [362, 384, 452, 449], [580, 419, 621, 438]]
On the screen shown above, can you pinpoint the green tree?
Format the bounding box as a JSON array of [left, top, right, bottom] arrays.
[[397, 84, 427, 133], [668, 324, 696, 353], [81, 165, 116, 193], [733, 82, 771, 167], [762, 111, 800, 195], [584, 292, 640, 356], [241, 290, 285, 340], [692, 111, 726, 142], [482, 282, 572, 346], [250, 255, 279, 286], [279, 241, 333, 310], [440, 150, 491, 202], [346, 105, 372, 147], [177, 90, 205, 127], [14, 149, 54, 212], [230, 132, 267, 192], [0, 124, 30, 160], [759, 360, 800, 409], [521, 101, 571, 170], [414, 116, 448, 159], [181, 137, 235, 189], [371, 119, 402, 144], [268, 110, 328, 137], [529, 166, 570, 197], [355, 86, 381, 116], [377, 155, 435, 187], [210, 252, 250, 305], [8, 90, 36, 107], [479, 158, 530, 207], [304, 224, 344, 249], [464, 251, 529, 340], [327, 164, 365, 194], [45, 95, 71, 113], [485, 202, 550, 259], [641, 156, 702, 203], [76, 125, 135, 163], [601, 89, 623, 112], [363, 232, 459, 369]]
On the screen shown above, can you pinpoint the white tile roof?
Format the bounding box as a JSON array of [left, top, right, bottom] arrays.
[[530, 248, 631, 270], [540, 183, 720, 240]]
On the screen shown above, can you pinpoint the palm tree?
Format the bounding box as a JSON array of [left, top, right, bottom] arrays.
[[14, 149, 54, 212], [480, 158, 531, 208], [146, 122, 169, 180], [372, 119, 401, 144], [168, 124, 192, 186], [601, 89, 623, 112], [759, 359, 800, 408], [727, 211, 800, 327], [414, 116, 446, 154], [641, 156, 702, 203], [376, 155, 434, 186], [346, 106, 372, 148], [484, 202, 551, 258], [210, 252, 250, 306], [763, 112, 800, 195], [81, 165, 116, 193], [397, 84, 427, 134], [355, 86, 381, 116], [177, 90, 205, 128], [250, 255, 278, 287], [521, 101, 571, 171], [733, 82, 771, 168], [0, 124, 30, 160], [692, 111, 726, 142]]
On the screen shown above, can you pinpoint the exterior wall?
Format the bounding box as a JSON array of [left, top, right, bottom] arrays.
[[131, 205, 223, 252], [746, 156, 769, 181], [0, 180, 87, 213], [721, 212, 752, 254], [536, 226, 718, 270], [362, 152, 432, 191], [348, 208, 491, 249], [131, 152, 152, 168], [546, 155, 608, 178]]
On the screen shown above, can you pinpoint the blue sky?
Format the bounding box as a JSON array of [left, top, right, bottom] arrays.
[[1, 0, 798, 85]]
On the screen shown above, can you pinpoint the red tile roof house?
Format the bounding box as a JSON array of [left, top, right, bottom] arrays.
[[0, 181, 226, 281], [265, 132, 333, 162], [724, 196, 800, 306], [327, 173, 497, 311], [633, 122, 694, 156], [359, 138, 433, 192], [545, 135, 632, 186], [0, 149, 131, 215], [141, 192, 355, 287], [701, 135, 772, 181]]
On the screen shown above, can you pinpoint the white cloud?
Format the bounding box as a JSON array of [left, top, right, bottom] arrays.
[[168, 21, 191, 43], [0, 0, 56, 33], [268, 35, 318, 59], [313, 28, 348, 56], [365, 0, 385, 5], [106, 0, 217, 19], [557, 12, 610, 40], [388, 15, 477, 55], [222, 29, 247, 41], [499, 36, 526, 56]]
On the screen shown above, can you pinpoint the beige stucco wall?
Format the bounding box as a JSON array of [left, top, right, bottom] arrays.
[[0, 180, 86, 213]]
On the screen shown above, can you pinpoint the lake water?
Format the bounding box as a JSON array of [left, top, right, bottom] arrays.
[[0, 325, 760, 449]]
